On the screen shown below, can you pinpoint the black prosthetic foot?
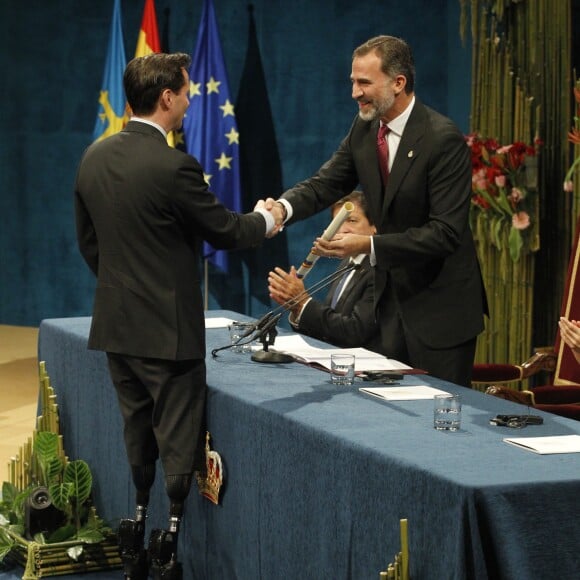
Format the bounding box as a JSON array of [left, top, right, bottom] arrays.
[[118, 518, 148, 580], [148, 528, 183, 580]]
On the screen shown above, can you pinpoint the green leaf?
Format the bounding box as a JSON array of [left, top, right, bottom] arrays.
[[1, 482, 18, 506], [46, 457, 64, 484], [49, 482, 73, 513], [46, 524, 76, 544], [0, 528, 15, 563], [34, 432, 60, 465], [491, 216, 504, 250], [67, 544, 84, 560], [63, 460, 93, 505], [76, 527, 105, 544], [508, 226, 523, 262]]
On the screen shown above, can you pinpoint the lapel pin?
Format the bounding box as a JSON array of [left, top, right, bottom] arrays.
[[408, 150, 414, 158]]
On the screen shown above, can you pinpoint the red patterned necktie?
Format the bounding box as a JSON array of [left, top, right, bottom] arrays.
[[377, 124, 390, 185]]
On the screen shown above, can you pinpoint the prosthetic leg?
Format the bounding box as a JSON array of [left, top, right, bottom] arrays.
[[119, 464, 155, 580], [148, 474, 193, 580]]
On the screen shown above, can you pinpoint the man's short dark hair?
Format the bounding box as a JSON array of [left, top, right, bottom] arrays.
[[353, 36, 415, 94], [124, 52, 192, 116], [332, 190, 373, 226]]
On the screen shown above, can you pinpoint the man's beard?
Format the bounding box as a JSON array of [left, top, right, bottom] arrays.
[[357, 92, 395, 122]]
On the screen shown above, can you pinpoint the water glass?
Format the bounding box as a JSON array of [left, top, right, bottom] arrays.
[[228, 321, 254, 353], [330, 354, 355, 385], [433, 394, 461, 431]]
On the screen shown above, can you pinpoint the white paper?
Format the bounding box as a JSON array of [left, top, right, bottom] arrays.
[[205, 316, 236, 329], [268, 334, 412, 372], [503, 434, 580, 454], [359, 385, 450, 401]]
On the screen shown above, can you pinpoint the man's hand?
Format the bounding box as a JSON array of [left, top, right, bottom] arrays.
[[312, 233, 372, 259], [268, 266, 308, 314], [559, 317, 580, 364], [255, 198, 286, 238]]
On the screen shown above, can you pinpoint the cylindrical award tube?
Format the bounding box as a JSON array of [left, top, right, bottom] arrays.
[[296, 201, 354, 279]]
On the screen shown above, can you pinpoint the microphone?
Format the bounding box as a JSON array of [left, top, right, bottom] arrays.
[[211, 261, 361, 360], [251, 261, 361, 364]]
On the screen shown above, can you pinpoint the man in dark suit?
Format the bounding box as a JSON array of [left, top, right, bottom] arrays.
[[267, 191, 383, 354], [74, 53, 281, 580], [267, 36, 487, 387]]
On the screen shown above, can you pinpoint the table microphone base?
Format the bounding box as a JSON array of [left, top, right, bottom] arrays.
[[251, 350, 294, 364]]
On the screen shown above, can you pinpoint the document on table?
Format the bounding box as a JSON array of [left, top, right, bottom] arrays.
[[205, 316, 236, 329], [268, 334, 415, 372], [359, 385, 450, 401], [503, 434, 580, 454]]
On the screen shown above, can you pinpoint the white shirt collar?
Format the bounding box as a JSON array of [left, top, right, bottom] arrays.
[[382, 95, 415, 136]]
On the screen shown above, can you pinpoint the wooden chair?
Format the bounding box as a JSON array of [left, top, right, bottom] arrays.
[[379, 518, 409, 580], [473, 218, 580, 419]]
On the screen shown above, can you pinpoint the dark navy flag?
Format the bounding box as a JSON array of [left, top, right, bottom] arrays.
[[182, 0, 241, 273], [237, 5, 289, 313]]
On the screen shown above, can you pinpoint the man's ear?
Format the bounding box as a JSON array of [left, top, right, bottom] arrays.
[[159, 88, 172, 111]]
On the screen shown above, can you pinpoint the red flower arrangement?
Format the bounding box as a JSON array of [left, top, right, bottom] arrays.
[[466, 133, 540, 261]]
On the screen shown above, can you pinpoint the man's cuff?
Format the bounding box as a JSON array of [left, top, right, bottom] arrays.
[[291, 297, 312, 324], [369, 236, 377, 267], [256, 208, 275, 235], [278, 199, 293, 223]]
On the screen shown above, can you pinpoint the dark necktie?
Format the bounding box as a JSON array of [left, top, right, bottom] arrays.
[[377, 124, 390, 185], [330, 263, 353, 309]]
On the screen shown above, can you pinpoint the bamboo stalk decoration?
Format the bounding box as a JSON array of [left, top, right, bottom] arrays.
[[461, 0, 574, 375]]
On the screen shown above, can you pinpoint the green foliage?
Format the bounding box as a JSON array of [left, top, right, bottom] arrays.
[[0, 432, 110, 563]]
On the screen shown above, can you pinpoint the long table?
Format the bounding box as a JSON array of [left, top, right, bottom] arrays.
[[27, 313, 580, 579]]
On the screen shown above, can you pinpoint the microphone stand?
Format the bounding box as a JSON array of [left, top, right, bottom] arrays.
[[250, 313, 293, 363], [211, 262, 360, 361], [251, 262, 360, 364]]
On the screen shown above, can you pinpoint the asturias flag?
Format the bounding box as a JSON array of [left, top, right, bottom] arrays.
[[93, 0, 127, 143], [182, 0, 242, 273]]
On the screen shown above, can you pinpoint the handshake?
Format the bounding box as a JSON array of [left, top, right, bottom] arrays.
[[253, 197, 287, 238]]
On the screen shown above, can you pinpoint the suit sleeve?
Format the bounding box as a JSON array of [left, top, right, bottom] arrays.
[[172, 154, 266, 249]]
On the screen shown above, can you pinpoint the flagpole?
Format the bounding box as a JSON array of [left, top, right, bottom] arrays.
[[204, 258, 209, 311]]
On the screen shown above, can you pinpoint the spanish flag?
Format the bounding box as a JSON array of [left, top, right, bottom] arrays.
[[135, 0, 160, 56], [134, 0, 175, 146]]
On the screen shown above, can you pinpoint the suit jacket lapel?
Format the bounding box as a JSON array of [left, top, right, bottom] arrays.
[[382, 101, 426, 215]]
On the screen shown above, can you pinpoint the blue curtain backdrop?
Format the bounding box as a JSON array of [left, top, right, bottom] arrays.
[[0, 0, 470, 326]]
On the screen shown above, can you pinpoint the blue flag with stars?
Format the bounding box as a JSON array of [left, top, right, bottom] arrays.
[[93, 0, 128, 143], [182, 0, 241, 273]]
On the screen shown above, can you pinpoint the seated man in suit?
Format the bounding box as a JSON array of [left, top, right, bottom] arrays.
[[268, 190, 384, 354]]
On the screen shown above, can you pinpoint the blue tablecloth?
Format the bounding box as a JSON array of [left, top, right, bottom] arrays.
[[4, 312, 580, 580]]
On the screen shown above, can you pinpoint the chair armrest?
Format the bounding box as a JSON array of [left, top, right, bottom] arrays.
[[485, 386, 536, 406], [472, 347, 556, 384]]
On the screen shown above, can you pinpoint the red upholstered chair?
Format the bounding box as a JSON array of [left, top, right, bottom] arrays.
[[473, 218, 580, 419]]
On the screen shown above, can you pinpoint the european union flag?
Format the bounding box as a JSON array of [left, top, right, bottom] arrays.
[[93, 0, 127, 143], [182, 0, 242, 273]]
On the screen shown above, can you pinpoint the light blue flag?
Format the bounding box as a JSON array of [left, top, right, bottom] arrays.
[[93, 0, 128, 142], [182, 0, 242, 272]]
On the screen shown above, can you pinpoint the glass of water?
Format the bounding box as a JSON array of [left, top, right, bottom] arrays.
[[433, 393, 461, 431]]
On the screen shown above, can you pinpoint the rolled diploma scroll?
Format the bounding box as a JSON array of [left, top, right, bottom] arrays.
[[296, 201, 354, 279]]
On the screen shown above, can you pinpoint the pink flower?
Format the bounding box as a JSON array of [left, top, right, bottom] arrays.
[[494, 174, 506, 188], [497, 145, 513, 155], [512, 211, 530, 230], [509, 187, 524, 202], [564, 180, 574, 192]]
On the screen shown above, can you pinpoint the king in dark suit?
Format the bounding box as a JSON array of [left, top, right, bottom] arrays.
[[271, 36, 487, 387], [268, 191, 383, 354], [74, 53, 279, 579]]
